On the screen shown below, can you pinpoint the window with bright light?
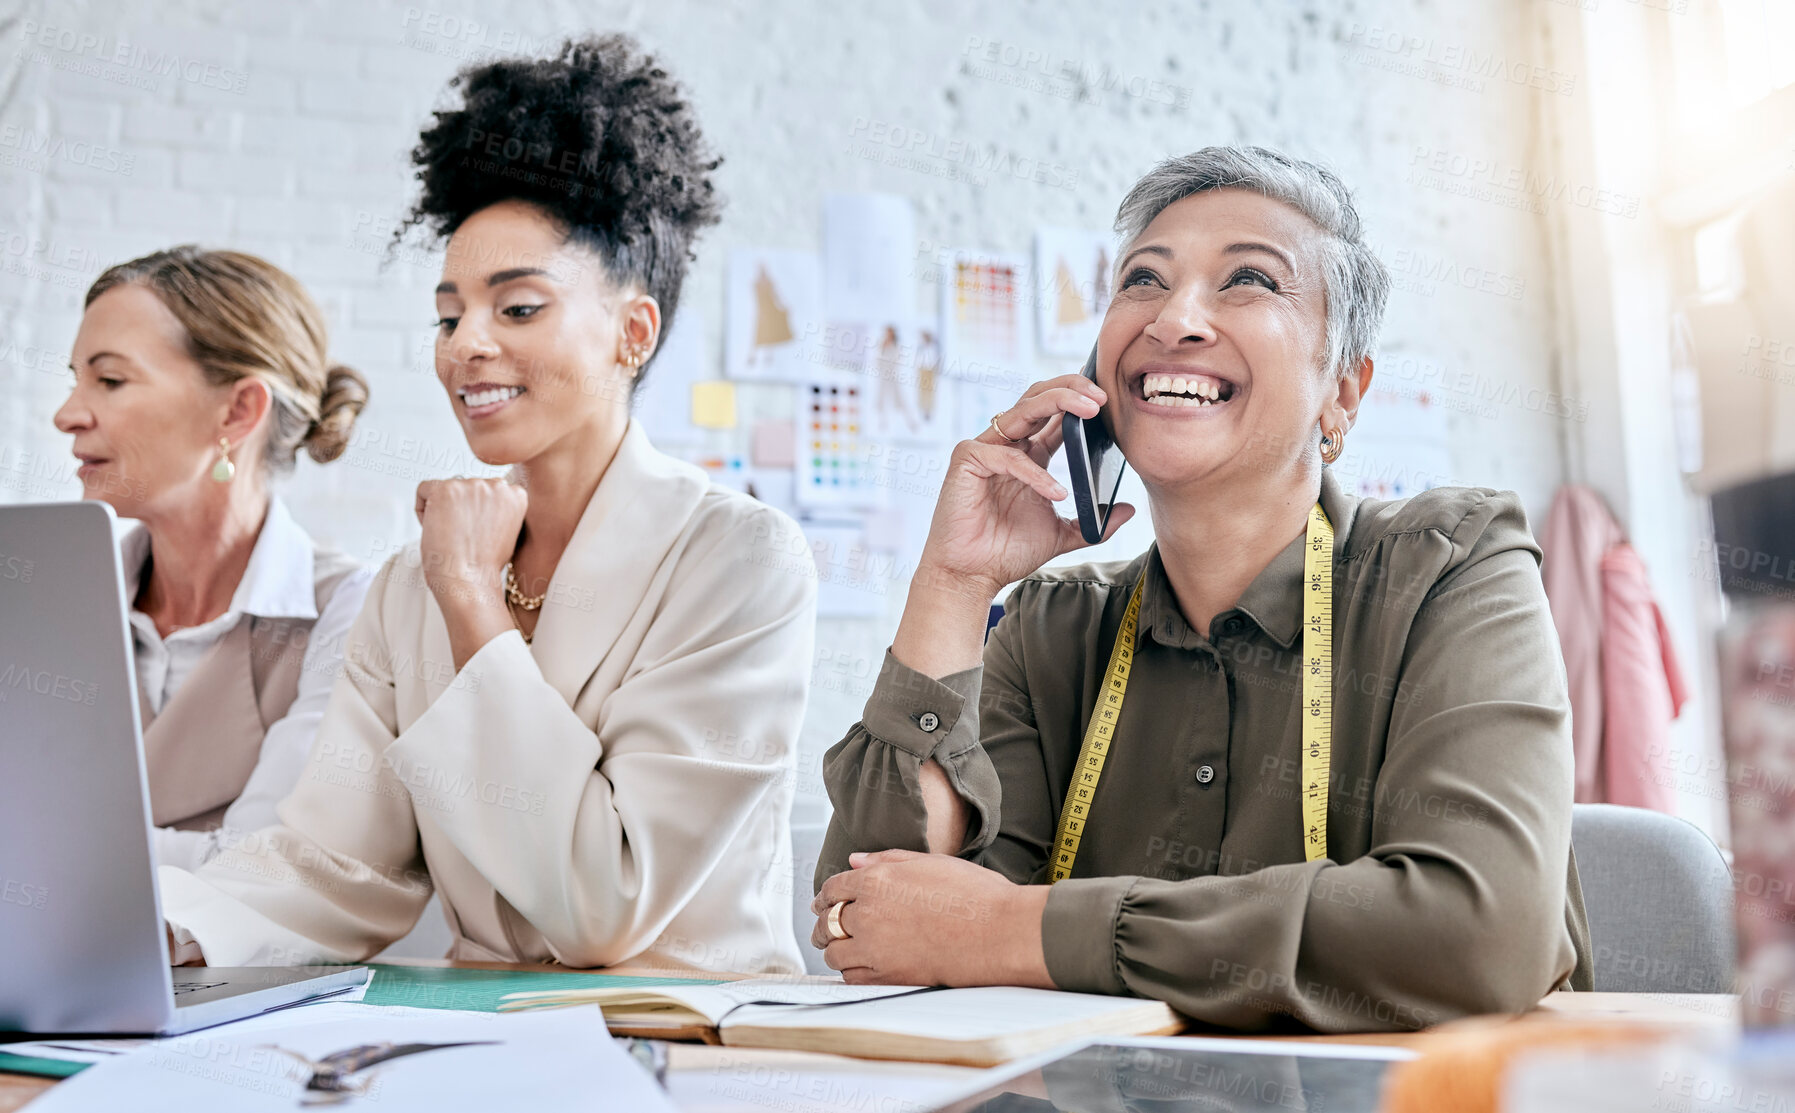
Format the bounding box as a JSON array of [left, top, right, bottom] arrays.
[[1719, 0, 1795, 107]]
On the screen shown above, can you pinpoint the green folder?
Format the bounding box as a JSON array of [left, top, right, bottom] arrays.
[[0, 965, 724, 1079], [0, 1052, 86, 1079], [358, 963, 723, 1012]]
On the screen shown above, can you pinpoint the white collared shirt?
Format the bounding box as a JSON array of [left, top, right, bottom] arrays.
[[120, 498, 371, 873]]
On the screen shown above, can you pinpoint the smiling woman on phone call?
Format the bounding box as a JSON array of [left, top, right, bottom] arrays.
[[813, 146, 1592, 1032], [157, 34, 817, 974]]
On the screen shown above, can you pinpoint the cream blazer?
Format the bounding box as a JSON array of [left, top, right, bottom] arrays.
[[160, 424, 816, 974]]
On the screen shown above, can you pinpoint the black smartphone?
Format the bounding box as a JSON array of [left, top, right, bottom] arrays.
[[1062, 342, 1126, 545]]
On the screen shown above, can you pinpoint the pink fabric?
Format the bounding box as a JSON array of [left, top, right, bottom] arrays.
[[1598, 543, 1686, 811], [1540, 486, 1686, 811], [1541, 486, 1626, 802]]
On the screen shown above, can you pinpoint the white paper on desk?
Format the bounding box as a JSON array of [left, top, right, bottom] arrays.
[[502, 977, 925, 1025], [666, 1044, 981, 1113], [0, 977, 372, 1066], [0, 1036, 151, 1064], [724, 986, 1154, 1041], [23, 1002, 672, 1113], [673, 979, 928, 1023]]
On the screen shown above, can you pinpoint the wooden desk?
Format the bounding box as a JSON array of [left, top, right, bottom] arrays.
[[0, 962, 1742, 1113]]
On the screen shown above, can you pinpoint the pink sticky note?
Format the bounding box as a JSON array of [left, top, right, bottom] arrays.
[[752, 419, 797, 467]]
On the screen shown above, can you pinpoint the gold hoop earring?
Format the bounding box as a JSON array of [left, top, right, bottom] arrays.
[[211, 436, 235, 483], [1319, 428, 1344, 465]]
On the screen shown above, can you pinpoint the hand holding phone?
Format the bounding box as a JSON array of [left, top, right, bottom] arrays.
[[1062, 342, 1127, 545], [891, 360, 1131, 678]]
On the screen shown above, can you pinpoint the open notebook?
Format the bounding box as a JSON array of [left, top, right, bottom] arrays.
[[499, 979, 1183, 1067]]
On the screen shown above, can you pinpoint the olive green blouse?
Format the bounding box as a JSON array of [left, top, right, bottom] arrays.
[[818, 471, 1593, 1033]]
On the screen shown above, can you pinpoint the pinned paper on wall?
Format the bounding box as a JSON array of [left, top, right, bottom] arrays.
[[688, 450, 748, 489], [795, 380, 883, 509], [861, 448, 943, 590], [1034, 227, 1113, 359], [842, 319, 955, 442], [726, 249, 821, 382], [939, 249, 1032, 381], [752, 419, 797, 467], [1333, 384, 1455, 500], [809, 320, 874, 385], [822, 193, 917, 324], [684, 449, 800, 520], [744, 466, 797, 515], [804, 517, 890, 619], [630, 308, 709, 445], [691, 381, 737, 429], [861, 505, 907, 553]]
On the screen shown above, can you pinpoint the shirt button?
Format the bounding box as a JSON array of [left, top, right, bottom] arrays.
[[918, 712, 940, 733], [1219, 617, 1244, 636], [1196, 764, 1215, 784]]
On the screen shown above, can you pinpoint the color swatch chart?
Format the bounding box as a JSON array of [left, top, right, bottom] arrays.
[[952, 260, 1022, 364], [796, 383, 881, 508]]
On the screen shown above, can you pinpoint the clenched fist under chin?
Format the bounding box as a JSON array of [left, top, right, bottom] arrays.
[[414, 477, 529, 668]]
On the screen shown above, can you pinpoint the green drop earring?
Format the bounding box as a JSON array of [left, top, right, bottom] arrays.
[[211, 436, 235, 483]]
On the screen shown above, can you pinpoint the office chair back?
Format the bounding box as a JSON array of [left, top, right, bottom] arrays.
[[1571, 803, 1736, 993]]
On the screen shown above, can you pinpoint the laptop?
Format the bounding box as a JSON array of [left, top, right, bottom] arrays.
[[0, 500, 368, 1035]]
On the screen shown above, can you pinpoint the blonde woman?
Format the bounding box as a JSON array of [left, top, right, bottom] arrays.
[[55, 246, 371, 873]]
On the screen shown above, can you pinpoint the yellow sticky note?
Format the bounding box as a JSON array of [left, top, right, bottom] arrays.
[[691, 381, 737, 429]]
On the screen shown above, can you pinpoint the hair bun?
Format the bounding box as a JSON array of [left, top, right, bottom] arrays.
[[399, 33, 720, 391], [304, 364, 370, 464]]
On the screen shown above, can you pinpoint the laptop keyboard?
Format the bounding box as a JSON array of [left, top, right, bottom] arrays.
[[171, 979, 228, 996]]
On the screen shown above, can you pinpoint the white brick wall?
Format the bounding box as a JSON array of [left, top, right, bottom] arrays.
[[1, 0, 1579, 828]]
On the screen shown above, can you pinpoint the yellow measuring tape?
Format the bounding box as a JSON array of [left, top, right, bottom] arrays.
[[1049, 502, 1335, 882]]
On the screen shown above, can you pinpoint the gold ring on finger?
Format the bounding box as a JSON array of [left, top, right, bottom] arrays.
[[827, 900, 852, 941], [989, 412, 1022, 444]]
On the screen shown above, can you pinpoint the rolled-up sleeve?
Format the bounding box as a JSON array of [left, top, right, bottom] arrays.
[[818, 590, 1067, 889], [1040, 495, 1582, 1031], [817, 655, 988, 884]]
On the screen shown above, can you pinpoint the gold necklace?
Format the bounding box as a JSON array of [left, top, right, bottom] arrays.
[[504, 563, 546, 611], [507, 600, 533, 645]]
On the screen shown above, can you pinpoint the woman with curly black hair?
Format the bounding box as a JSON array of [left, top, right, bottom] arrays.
[[157, 35, 817, 975]]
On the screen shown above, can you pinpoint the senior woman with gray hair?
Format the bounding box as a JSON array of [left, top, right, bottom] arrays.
[[810, 145, 1592, 1032]]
